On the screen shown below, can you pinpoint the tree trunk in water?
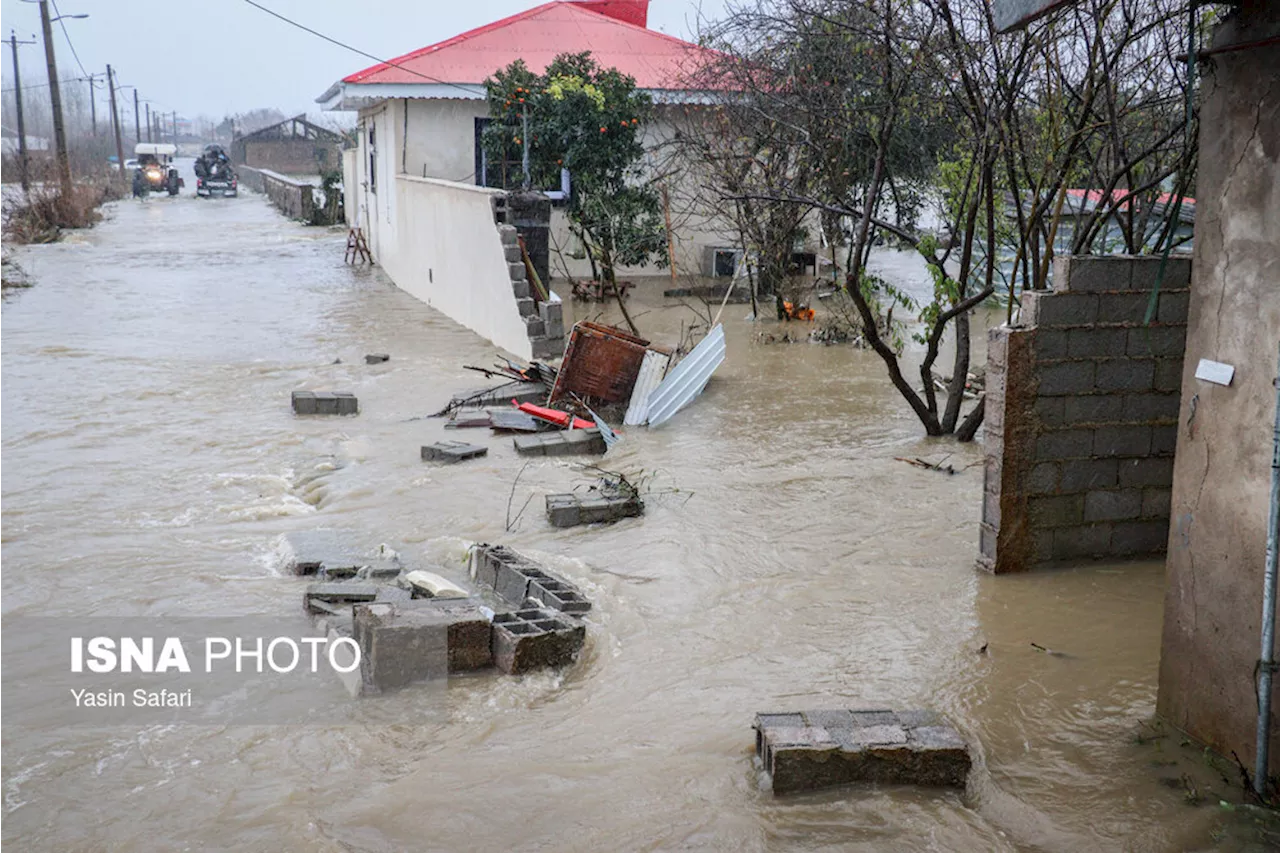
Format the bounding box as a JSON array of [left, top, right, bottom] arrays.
[[956, 396, 985, 442]]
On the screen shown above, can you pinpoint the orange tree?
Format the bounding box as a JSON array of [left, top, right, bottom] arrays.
[[484, 52, 664, 332]]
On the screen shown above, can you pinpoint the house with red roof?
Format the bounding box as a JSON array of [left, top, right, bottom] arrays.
[[315, 0, 730, 357]]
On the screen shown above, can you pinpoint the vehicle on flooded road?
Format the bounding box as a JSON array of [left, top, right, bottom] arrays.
[[131, 143, 182, 197], [194, 144, 238, 198]]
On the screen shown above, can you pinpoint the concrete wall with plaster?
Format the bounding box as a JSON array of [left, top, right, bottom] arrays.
[[979, 255, 1191, 573], [381, 99, 737, 281], [1157, 4, 1280, 780], [381, 175, 533, 361]]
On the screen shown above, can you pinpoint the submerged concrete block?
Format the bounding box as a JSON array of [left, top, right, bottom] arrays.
[[421, 440, 489, 463], [514, 428, 606, 457], [755, 709, 970, 795], [354, 600, 492, 691], [305, 582, 379, 614], [281, 530, 369, 577], [469, 544, 592, 613], [490, 608, 586, 674], [545, 492, 643, 528], [365, 353, 390, 364], [293, 390, 358, 415]]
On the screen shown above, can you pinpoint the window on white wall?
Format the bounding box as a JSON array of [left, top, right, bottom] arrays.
[[368, 123, 377, 193]]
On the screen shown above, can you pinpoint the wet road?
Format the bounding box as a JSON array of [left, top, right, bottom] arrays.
[[0, 177, 1254, 851]]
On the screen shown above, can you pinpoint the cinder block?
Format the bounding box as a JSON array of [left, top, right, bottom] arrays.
[[1038, 361, 1096, 395], [513, 433, 547, 457], [1060, 255, 1133, 293], [987, 327, 1010, 367], [1157, 290, 1191, 324], [354, 600, 492, 692], [755, 709, 970, 795], [546, 317, 565, 339], [1051, 523, 1113, 560], [1063, 395, 1124, 425], [1151, 424, 1179, 456], [1131, 256, 1191, 291], [365, 353, 390, 364], [524, 315, 545, 337], [495, 560, 534, 604], [305, 582, 379, 614], [517, 428, 606, 457], [1111, 519, 1169, 554], [504, 244, 522, 263], [292, 390, 317, 414], [530, 335, 565, 361], [1084, 489, 1143, 522], [1153, 358, 1185, 392], [1034, 329, 1070, 359], [1034, 397, 1065, 428], [1126, 326, 1187, 358], [1095, 358, 1155, 392], [498, 224, 519, 246], [1067, 327, 1128, 358], [1027, 462, 1060, 495], [545, 492, 643, 527], [1028, 494, 1084, 527], [490, 608, 586, 674], [1093, 424, 1152, 457], [539, 300, 563, 325], [1030, 292, 1099, 327], [1142, 487, 1172, 518], [421, 441, 488, 463], [1118, 457, 1175, 488], [1035, 429, 1094, 460], [508, 262, 527, 282], [1060, 458, 1119, 492], [528, 578, 592, 614], [299, 391, 358, 416], [281, 530, 368, 576], [1122, 393, 1180, 422], [516, 297, 537, 317], [512, 278, 531, 300], [1097, 293, 1150, 324]]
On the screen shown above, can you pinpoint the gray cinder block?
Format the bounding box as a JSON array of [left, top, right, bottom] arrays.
[[490, 608, 586, 674], [421, 441, 489, 463], [755, 709, 970, 795]]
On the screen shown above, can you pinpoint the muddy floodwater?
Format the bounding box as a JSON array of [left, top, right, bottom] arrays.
[[0, 172, 1263, 851]]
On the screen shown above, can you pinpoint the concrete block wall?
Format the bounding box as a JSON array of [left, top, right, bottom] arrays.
[[242, 166, 315, 221], [497, 223, 566, 361], [978, 255, 1191, 572]]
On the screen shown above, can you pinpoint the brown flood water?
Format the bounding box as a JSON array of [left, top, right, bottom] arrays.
[[0, 171, 1264, 851]]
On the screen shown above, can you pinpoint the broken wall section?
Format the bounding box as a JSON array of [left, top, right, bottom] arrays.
[[979, 255, 1190, 572]]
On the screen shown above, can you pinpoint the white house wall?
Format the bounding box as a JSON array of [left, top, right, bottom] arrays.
[[383, 175, 533, 361], [402, 99, 490, 183]]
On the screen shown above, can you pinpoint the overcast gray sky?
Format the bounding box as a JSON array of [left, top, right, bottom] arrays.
[[1, 0, 728, 122]]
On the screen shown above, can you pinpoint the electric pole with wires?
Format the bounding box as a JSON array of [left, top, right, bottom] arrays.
[[5, 30, 37, 193]]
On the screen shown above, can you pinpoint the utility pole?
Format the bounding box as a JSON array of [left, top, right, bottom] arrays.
[[171, 111, 177, 143], [107, 64, 126, 187], [6, 30, 36, 194], [145, 103, 151, 142], [132, 89, 140, 143], [87, 73, 99, 136], [38, 0, 72, 197]]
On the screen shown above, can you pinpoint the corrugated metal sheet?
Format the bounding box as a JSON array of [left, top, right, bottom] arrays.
[[645, 324, 725, 427], [550, 322, 650, 405], [624, 348, 671, 426]]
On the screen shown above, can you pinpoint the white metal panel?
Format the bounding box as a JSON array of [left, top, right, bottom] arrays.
[[624, 349, 672, 426], [645, 324, 725, 427]]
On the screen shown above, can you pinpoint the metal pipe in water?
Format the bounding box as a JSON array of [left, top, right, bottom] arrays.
[[1255, 341, 1280, 796]]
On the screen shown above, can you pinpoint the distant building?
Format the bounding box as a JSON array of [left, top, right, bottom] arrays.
[[231, 115, 345, 176]]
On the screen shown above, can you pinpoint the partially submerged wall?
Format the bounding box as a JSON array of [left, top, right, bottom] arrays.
[[242, 166, 315, 221], [380, 175, 534, 360], [979, 255, 1191, 573], [1157, 4, 1280, 780]]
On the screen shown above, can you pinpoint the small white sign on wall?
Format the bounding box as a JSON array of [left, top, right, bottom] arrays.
[[1194, 358, 1235, 386]]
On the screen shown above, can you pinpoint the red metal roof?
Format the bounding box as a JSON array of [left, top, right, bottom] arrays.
[[342, 1, 715, 91]]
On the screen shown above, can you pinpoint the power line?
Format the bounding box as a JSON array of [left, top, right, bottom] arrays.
[[239, 0, 482, 97], [2, 74, 88, 94], [51, 0, 88, 78]]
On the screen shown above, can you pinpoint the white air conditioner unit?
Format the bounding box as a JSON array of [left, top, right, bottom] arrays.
[[702, 246, 742, 278]]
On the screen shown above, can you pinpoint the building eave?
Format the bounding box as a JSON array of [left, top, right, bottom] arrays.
[[317, 80, 723, 110]]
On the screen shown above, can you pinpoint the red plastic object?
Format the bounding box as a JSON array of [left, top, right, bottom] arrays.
[[515, 401, 593, 430]]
